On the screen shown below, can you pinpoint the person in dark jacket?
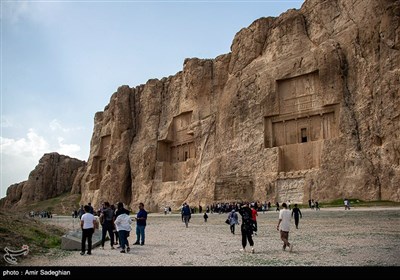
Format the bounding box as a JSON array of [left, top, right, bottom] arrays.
[[238, 204, 255, 253], [291, 204, 302, 229], [181, 202, 191, 228], [203, 212, 208, 222]]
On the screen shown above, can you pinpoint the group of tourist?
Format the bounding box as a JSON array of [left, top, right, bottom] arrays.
[[222, 201, 305, 253], [77, 197, 360, 256], [79, 202, 147, 256], [29, 210, 53, 218], [78, 199, 328, 256]]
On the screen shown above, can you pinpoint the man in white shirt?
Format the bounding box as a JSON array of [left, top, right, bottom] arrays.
[[277, 202, 293, 252]]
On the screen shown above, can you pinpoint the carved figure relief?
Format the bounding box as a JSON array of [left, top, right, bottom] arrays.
[[90, 134, 111, 189]]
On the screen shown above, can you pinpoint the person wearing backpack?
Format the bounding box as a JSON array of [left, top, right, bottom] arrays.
[[100, 202, 115, 250]]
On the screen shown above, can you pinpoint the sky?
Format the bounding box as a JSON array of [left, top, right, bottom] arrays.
[[0, 0, 304, 199]]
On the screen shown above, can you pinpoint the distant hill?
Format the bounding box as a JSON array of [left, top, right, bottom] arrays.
[[0, 153, 86, 210]]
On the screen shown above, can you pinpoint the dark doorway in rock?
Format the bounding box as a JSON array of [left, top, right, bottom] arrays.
[[301, 128, 308, 143], [122, 166, 132, 205]]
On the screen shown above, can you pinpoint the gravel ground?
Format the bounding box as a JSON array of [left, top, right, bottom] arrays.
[[17, 207, 400, 266]]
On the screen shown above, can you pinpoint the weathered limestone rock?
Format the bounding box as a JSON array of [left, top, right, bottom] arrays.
[[3, 0, 398, 212], [0, 153, 86, 208], [77, 0, 399, 211]]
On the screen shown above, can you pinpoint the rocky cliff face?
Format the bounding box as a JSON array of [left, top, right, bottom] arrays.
[[76, 0, 399, 211], [5, 0, 398, 212], [0, 153, 86, 208]]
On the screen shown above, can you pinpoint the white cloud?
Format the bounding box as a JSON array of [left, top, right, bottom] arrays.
[[1, 153, 38, 198], [57, 137, 81, 158], [50, 119, 69, 132], [0, 128, 84, 198], [1, 128, 83, 158], [0, 128, 49, 157], [49, 119, 84, 133], [0, 129, 50, 198]]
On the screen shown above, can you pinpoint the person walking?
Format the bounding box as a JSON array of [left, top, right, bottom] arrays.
[[228, 209, 239, 234], [277, 202, 293, 252], [134, 202, 148, 246], [80, 205, 98, 255], [181, 202, 191, 228], [275, 202, 280, 212], [344, 198, 351, 210], [114, 208, 132, 253], [291, 203, 302, 229], [238, 204, 255, 253], [203, 212, 208, 222]]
